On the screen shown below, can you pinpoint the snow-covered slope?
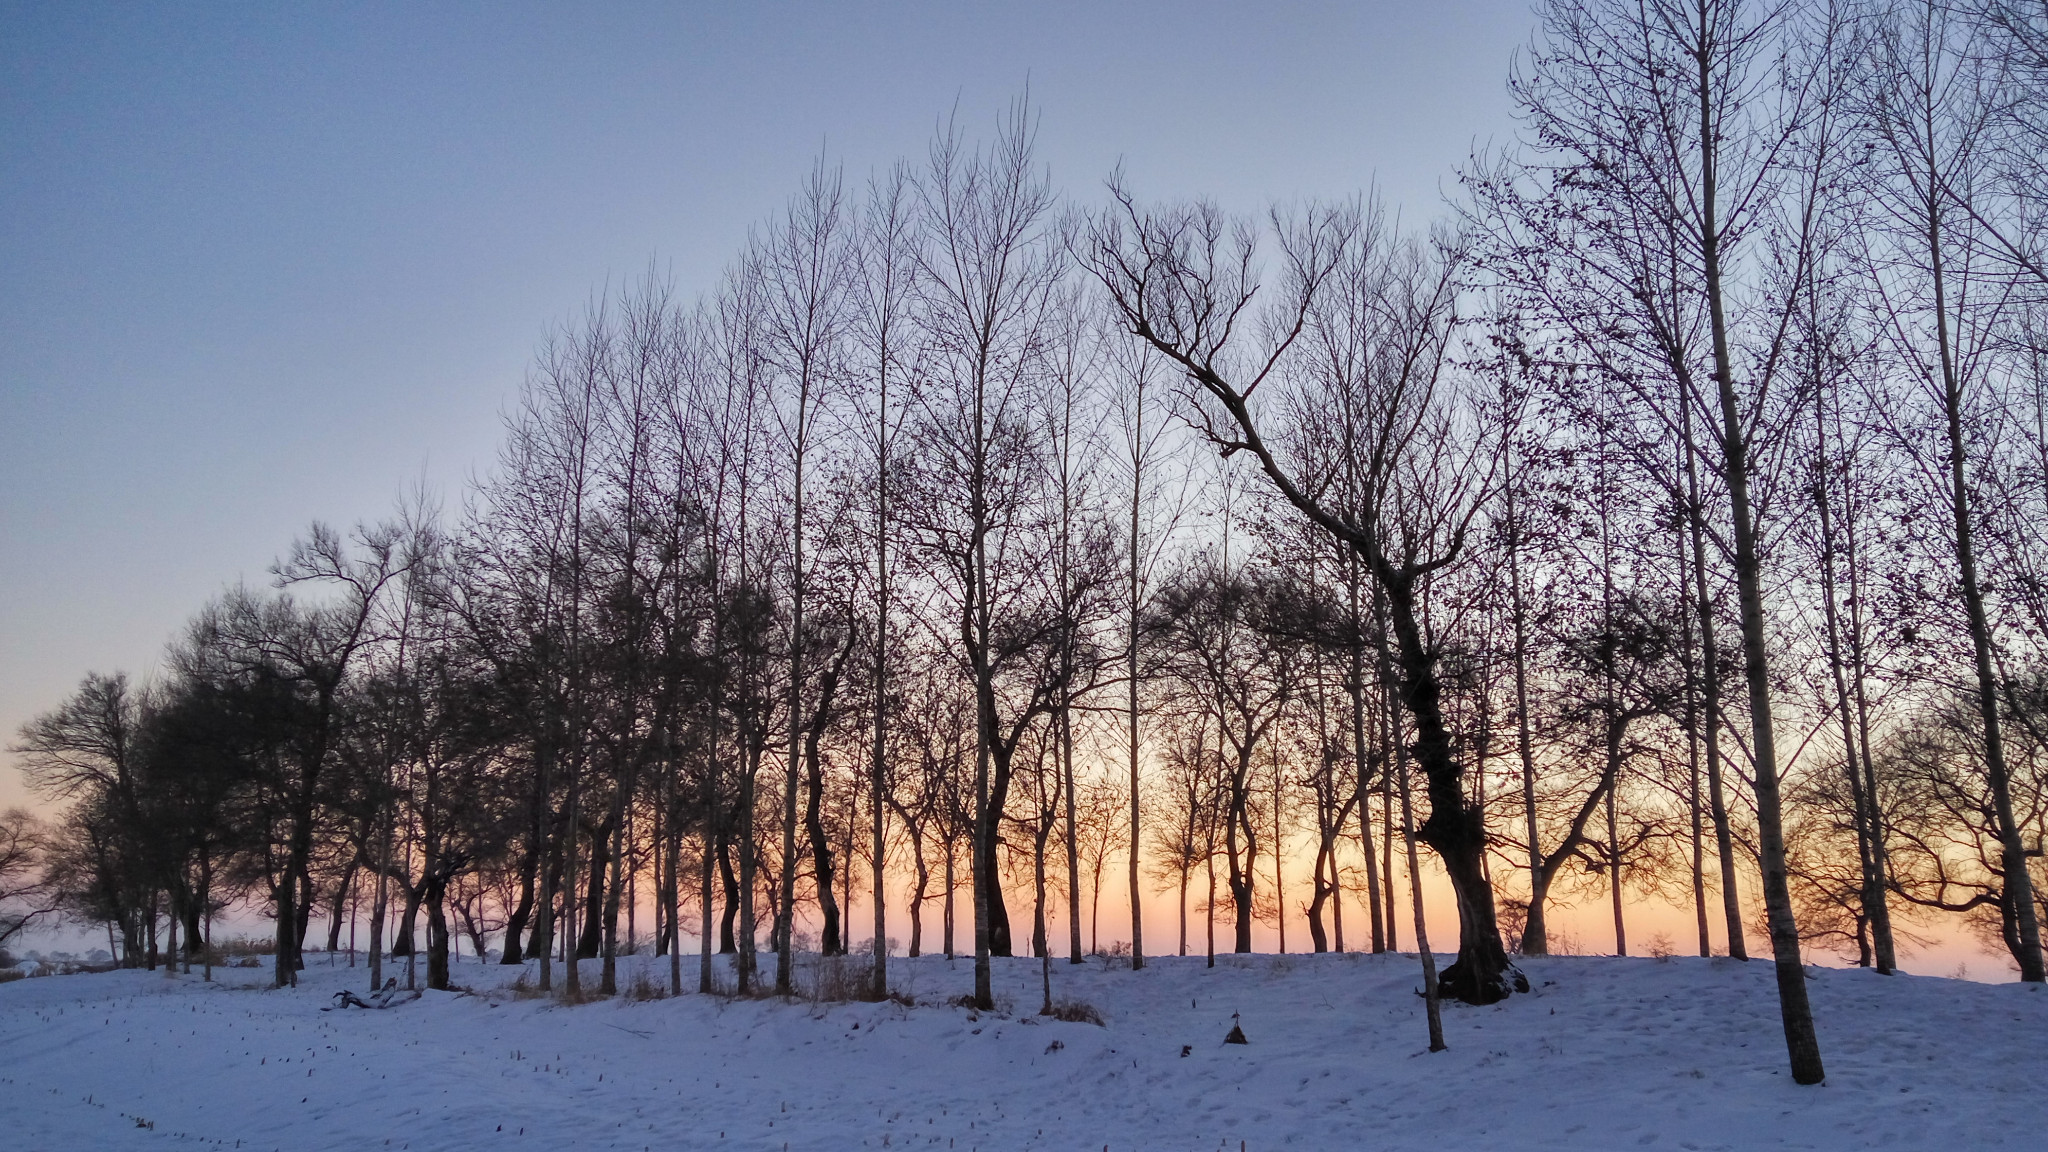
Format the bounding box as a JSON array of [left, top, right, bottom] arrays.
[[1, 951, 2040, 1151]]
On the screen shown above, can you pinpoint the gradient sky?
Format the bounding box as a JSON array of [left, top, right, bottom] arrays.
[[1, 0, 1538, 810], [3, 2, 2014, 979]]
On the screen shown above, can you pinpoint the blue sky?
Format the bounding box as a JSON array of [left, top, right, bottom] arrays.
[[0, 1, 1534, 807]]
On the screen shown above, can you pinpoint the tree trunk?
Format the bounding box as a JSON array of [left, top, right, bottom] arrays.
[[804, 734, 841, 957], [737, 741, 760, 993], [1127, 454, 1146, 970], [324, 860, 356, 956], [1813, 390, 1896, 974], [1376, 580, 1521, 1004], [369, 810, 390, 994], [561, 751, 583, 996], [907, 828, 928, 958], [1927, 193, 2046, 983], [1506, 485, 1545, 957], [503, 742, 551, 966], [1395, 696, 1445, 1053], [1069, 705, 1085, 964], [501, 837, 537, 965], [1844, 517, 1897, 974], [1383, 774, 1397, 952], [576, 817, 610, 960], [1606, 728, 1625, 957], [777, 426, 809, 997], [666, 755, 683, 995], [200, 854, 214, 982], [942, 834, 956, 960], [1036, 810, 1052, 1014], [391, 878, 424, 959], [718, 819, 739, 953], [1178, 867, 1189, 955], [532, 819, 554, 992], [164, 889, 180, 977], [972, 719, 994, 1009], [425, 870, 451, 991], [1681, 383, 1747, 961], [1227, 745, 1256, 953], [1273, 745, 1286, 954], [700, 732, 719, 994], [600, 802, 627, 995], [1680, 510, 1711, 958], [1307, 837, 1333, 953], [1698, 33, 1824, 1078], [871, 489, 891, 995], [1204, 832, 1217, 968]]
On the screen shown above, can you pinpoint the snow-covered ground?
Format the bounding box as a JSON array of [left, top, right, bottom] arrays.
[[1, 950, 2041, 1151]]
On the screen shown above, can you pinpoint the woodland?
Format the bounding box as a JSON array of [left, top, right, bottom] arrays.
[[7, 0, 2048, 1091]]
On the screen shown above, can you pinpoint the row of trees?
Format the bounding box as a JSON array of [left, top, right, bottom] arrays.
[[8, 0, 2048, 1084]]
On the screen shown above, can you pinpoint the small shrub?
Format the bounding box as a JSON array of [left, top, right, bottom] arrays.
[[946, 989, 1015, 1015], [554, 983, 606, 1006], [802, 954, 878, 1004], [626, 964, 667, 1001], [704, 964, 736, 998], [217, 936, 278, 959], [1647, 933, 1676, 961], [851, 936, 902, 958], [1088, 940, 1133, 965], [1043, 997, 1104, 1026]]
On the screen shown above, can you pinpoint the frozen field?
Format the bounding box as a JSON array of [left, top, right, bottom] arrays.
[[1, 950, 2042, 1151]]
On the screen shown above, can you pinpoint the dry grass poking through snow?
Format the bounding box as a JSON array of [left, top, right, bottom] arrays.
[[1042, 996, 1104, 1025]]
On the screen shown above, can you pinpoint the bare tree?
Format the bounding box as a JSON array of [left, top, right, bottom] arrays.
[[906, 98, 1068, 1010], [1089, 196, 1525, 1003], [1858, 0, 2045, 983], [1148, 556, 1305, 953], [853, 160, 920, 997], [0, 810, 55, 950], [1469, 0, 1844, 1080], [757, 157, 856, 993], [1105, 322, 1191, 969]]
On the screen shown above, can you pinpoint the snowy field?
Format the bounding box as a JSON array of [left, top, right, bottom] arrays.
[[1, 951, 2042, 1151]]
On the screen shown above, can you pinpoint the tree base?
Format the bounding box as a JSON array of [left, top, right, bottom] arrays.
[[1437, 955, 1529, 1005]]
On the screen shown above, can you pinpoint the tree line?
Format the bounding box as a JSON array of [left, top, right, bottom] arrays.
[[6, 0, 2047, 1084]]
